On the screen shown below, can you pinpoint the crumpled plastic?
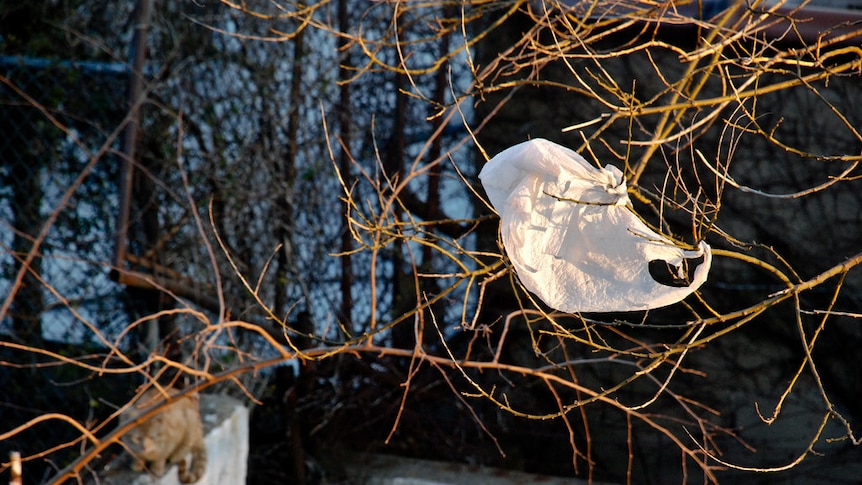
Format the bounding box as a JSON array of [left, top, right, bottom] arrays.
[[479, 138, 711, 313]]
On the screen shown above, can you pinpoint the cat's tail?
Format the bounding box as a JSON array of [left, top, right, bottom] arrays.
[[178, 442, 207, 484]]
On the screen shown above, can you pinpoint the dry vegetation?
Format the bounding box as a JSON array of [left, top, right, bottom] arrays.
[[1, 1, 861, 483]]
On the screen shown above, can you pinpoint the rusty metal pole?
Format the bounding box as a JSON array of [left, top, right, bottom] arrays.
[[112, 0, 152, 277]]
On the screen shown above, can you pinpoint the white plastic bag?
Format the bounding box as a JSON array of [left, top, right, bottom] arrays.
[[479, 138, 711, 313]]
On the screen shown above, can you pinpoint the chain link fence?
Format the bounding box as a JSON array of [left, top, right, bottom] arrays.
[[0, 54, 138, 482], [1, 54, 130, 343]]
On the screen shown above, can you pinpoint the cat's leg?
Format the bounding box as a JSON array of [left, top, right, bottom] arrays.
[[151, 459, 166, 476]]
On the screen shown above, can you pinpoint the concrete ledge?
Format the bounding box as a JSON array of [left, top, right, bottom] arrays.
[[340, 453, 604, 485]]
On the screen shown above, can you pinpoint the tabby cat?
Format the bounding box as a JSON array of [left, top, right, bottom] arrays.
[[119, 386, 207, 484]]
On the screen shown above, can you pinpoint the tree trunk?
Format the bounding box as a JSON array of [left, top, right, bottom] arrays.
[[337, 0, 354, 329]]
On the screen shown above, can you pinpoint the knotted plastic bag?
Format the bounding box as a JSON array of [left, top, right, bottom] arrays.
[[479, 138, 711, 313]]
